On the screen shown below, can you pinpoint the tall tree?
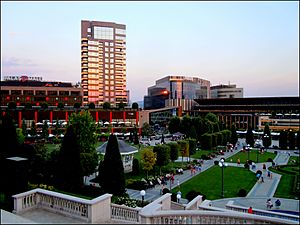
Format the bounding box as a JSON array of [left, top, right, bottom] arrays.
[[22, 119, 27, 137], [118, 101, 125, 109], [56, 125, 82, 191], [98, 134, 125, 195], [279, 130, 288, 149], [153, 145, 170, 175], [262, 124, 272, 149], [30, 121, 37, 136], [230, 125, 238, 146], [68, 111, 98, 177], [168, 116, 181, 134], [42, 120, 49, 139], [132, 102, 139, 110], [141, 148, 157, 178], [288, 131, 295, 150], [103, 102, 111, 110], [245, 126, 254, 147], [205, 112, 218, 123], [142, 122, 152, 137], [167, 142, 179, 162], [180, 115, 192, 136]]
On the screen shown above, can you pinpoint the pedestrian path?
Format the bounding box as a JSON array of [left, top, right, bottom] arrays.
[[127, 145, 244, 202]]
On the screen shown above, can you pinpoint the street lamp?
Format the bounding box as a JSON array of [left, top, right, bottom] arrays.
[[246, 144, 250, 161], [140, 190, 146, 205], [263, 134, 269, 152], [219, 158, 228, 198], [177, 191, 182, 203]]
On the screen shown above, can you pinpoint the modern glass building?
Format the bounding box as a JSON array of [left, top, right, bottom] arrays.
[[145, 75, 211, 110], [81, 20, 129, 107]]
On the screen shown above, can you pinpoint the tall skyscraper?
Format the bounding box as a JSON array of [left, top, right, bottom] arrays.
[[81, 20, 128, 107]]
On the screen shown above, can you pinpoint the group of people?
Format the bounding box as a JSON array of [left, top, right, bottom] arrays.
[[248, 199, 281, 214], [266, 198, 281, 210]]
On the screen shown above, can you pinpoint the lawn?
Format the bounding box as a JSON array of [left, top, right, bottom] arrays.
[[227, 150, 276, 164], [179, 166, 257, 200], [269, 155, 299, 200], [190, 150, 213, 159]]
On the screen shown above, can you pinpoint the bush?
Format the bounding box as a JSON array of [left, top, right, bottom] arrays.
[[126, 180, 147, 190], [274, 151, 278, 155], [267, 158, 273, 162], [238, 189, 247, 197], [132, 159, 140, 175], [248, 160, 253, 165], [214, 161, 219, 166], [201, 154, 209, 160], [185, 190, 206, 202], [244, 163, 250, 169], [162, 188, 170, 195]]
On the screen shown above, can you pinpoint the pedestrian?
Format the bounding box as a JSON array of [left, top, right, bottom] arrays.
[[267, 170, 270, 178], [261, 175, 264, 183], [237, 158, 240, 166], [275, 199, 281, 209], [270, 172, 273, 179], [266, 199, 273, 210], [248, 207, 253, 214], [171, 174, 174, 184], [263, 164, 266, 170]]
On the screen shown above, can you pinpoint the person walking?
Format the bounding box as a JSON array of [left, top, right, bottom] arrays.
[[275, 199, 281, 209], [237, 158, 241, 166], [266, 199, 273, 210], [261, 175, 264, 183], [247, 207, 253, 214]]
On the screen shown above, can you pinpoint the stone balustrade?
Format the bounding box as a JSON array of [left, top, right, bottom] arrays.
[[226, 200, 299, 223], [111, 203, 141, 223], [12, 188, 112, 223], [12, 190, 299, 224]]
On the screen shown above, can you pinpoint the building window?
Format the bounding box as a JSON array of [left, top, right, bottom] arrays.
[[87, 28, 91, 32], [94, 26, 113, 40]]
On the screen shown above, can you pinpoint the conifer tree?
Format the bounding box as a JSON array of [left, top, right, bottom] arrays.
[[57, 125, 82, 191], [98, 134, 125, 196]]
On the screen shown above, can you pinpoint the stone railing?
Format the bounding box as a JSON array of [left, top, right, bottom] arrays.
[[111, 203, 141, 223], [226, 200, 299, 223], [12, 190, 299, 224], [141, 210, 298, 224], [12, 188, 112, 223]]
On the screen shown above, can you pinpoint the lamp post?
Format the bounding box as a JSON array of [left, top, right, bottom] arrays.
[[177, 191, 182, 203], [219, 158, 228, 198], [140, 190, 146, 206], [246, 144, 250, 161], [263, 134, 269, 152]]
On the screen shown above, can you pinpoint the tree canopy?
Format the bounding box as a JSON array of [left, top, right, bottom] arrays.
[[98, 134, 125, 195], [68, 111, 98, 177], [141, 148, 157, 178]]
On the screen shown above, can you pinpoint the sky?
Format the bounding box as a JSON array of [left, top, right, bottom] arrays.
[[1, 1, 299, 102]]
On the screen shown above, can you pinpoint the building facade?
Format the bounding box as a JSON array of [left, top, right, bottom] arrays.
[[145, 75, 211, 110], [0, 75, 82, 107], [210, 84, 243, 98], [192, 97, 300, 131], [81, 20, 128, 107]]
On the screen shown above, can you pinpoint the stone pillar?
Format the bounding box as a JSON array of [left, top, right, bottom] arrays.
[[18, 111, 22, 128], [34, 111, 38, 123], [96, 111, 99, 122]]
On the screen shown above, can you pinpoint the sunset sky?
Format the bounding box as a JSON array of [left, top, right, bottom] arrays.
[[1, 1, 299, 102]]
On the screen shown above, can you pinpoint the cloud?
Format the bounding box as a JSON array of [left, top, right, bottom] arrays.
[[1, 57, 38, 67]]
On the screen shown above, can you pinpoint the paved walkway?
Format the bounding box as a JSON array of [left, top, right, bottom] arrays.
[[127, 142, 245, 202], [210, 150, 300, 212], [127, 142, 299, 213]]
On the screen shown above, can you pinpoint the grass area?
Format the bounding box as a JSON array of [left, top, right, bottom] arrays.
[[227, 150, 276, 164], [269, 155, 299, 199], [288, 156, 299, 165], [45, 143, 60, 153], [190, 150, 213, 159], [53, 189, 94, 200], [179, 166, 257, 200]]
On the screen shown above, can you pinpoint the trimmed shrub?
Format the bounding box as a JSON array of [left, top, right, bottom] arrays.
[[238, 189, 247, 197], [267, 158, 273, 162], [214, 161, 219, 166]]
